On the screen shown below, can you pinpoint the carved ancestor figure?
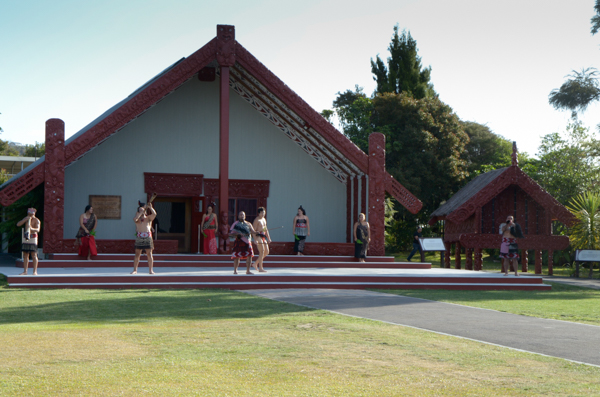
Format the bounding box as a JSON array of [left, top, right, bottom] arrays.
[[217, 211, 231, 254]]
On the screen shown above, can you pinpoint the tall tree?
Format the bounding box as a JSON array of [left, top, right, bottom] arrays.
[[549, 2, 600, 118], [371, 25, 435, 99], [371, 92, 469, 215], [461, 121, 513, 178], [526, 122, 600, 206]]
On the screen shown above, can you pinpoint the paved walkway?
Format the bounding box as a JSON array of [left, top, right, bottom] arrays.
[[245, 288, 600, 367]]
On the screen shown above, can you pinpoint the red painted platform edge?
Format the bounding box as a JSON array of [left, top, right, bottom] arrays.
[[6, 283, 552, 291], [46, 254, 396, 262], [15, 261, 431, 270], [6, 275, 545, 285]]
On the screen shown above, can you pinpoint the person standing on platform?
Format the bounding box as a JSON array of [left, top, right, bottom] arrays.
[[230, 211, 258, 274], [17, 208, 40, 275], [131, 202, 157, 275], [76, 205, 97, 260], [499, 215, 523, 276], [406, 226, 423, 262], [293, 206, 310, 255], [201, 202, 218, 255], [353, 213, 371, 262], [252, 207, 271, 272]]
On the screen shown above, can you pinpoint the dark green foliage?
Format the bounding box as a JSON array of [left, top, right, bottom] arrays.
[[23, 142, 45, 157], [524, 122, 600, 206], [461, 121, 513, 179], [371, 92, 469, 216], [591, 0, 600, 35], [0, 185, 44, 252], [332, 86, 373, 152], [371, 26, 435, 99], [549, 68, 600, 118]]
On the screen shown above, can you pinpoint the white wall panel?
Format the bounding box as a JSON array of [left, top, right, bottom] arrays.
[[64, 75, 347, 243]]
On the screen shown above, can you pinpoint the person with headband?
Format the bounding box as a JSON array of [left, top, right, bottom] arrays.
[[131, 201, 157, 275], [201, 202, 218, 255], [17, 208, 40, 275]]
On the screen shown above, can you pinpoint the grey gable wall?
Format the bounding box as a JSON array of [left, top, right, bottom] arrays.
[[64, 75, 346, 243]]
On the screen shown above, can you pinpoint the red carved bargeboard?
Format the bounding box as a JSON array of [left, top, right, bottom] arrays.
[[268, 242, 354, 256], [60, 239, 178, 254], [144, 173, 204, 197]]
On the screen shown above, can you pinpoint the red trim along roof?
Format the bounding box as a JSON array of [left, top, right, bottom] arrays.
[[0, 27, 422, 214], [428, 166, 575, 226]]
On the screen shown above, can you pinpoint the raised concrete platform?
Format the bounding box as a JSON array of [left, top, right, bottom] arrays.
[[3, 266, 550, 290]]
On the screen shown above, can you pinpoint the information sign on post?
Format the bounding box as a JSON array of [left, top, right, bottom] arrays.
[[574, 250, 600, 278]]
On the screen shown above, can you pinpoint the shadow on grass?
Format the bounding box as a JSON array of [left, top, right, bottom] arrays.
[[0, 288, 314, 325]]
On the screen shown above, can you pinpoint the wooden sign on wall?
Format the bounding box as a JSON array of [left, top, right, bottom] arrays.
[[89, 195, 121, 219]]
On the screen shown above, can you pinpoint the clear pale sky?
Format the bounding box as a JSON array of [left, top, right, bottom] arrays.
[[2, 0, 599, 157]]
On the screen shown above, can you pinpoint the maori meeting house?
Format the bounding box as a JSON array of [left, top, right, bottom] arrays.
[[1, 25, 554, 291]]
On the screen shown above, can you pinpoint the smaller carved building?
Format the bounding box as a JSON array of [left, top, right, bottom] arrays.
[[428, 143, 575, 274]]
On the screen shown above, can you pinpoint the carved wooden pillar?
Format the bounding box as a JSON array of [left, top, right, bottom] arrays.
[[361, 175, 367, 216], [474, 248, 483, 271], [465, 248, 473, 271], [547, 250, 554, 276], [353, 175, 359, 222], [346, 180, 351, 243], [43, 119, 66, 253], [455, 242, 462, 269], [444, 242, 451, 268], [368, 133, 386, 256], [535, 250, 543, 274], [521, 249, 528, 273], [217, 25, 236, 227]]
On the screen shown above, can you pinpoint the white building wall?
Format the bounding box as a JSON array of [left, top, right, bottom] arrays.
[[64, 75, 346, 243]]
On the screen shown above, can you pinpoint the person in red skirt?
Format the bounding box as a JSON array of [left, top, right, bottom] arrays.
[[201, 202, 218, 254], [76, 205, 97, 260]]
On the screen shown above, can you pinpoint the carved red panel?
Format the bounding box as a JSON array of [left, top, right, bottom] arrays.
[[385, 176, 423, 215], [455, 242, 462, 269], [368, 133, 386, 256], [216, 25, 236, 67], [144, 173, 203, 197], [458, 233, 569, 251], [446, 166, 575, 227], [521, 250, 528, 273], [204, 179, 269, 198], [43, 119, 66, 254], [474, 248, 483, 271], [269, 242, 354, 256], [0, 163, 45, 206], [444, 242, 451, 268]]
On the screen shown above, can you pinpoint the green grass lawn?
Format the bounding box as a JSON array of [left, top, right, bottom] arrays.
[[1, 286, 600, 396]]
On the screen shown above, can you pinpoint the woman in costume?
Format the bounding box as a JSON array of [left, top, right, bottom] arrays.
[[353, 213, 370, 262], [293, 206, 310, 255], [230, 211, 258, 274], [201, 202, 218, 254], [76, 205, 97, 260]]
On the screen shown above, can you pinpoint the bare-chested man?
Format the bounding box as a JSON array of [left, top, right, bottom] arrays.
[[17, 208, 40, 275], [252, 207, 271, 272], [132, 202, 157, 275], [230, 211, 259, 275], [499, 215, 523, 276]]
